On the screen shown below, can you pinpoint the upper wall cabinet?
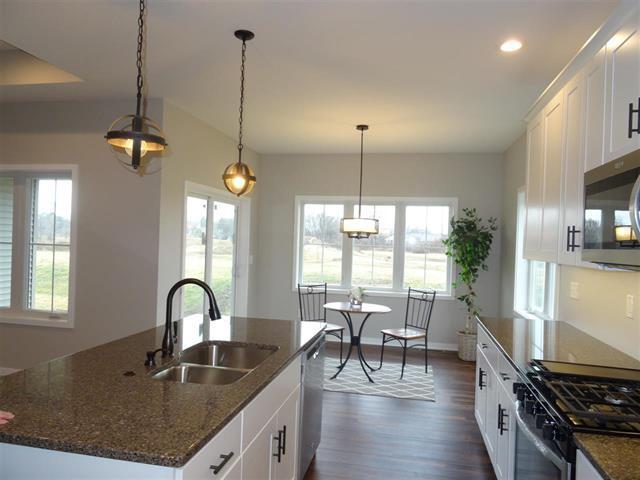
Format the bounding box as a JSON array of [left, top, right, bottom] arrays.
[[584, 46, 607, 172], [524, 91, 564, 263], [604, 8, 640, 162]]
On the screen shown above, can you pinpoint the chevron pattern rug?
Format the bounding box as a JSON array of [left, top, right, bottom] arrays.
[[324, 359, 436, 402]]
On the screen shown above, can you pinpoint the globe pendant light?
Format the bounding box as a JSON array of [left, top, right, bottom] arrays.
[[105, 0, 167, 174], [340, 125, 379, 239], [223, 30, 257, 197]]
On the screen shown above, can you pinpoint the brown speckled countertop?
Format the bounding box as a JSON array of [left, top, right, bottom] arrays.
[[478, 316, 640, 480], [0, 315, 324, 467]]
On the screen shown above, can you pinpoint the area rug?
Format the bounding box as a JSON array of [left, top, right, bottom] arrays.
[[323, 359, 436, 402]]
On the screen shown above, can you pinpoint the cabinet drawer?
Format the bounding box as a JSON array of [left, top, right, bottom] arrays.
[[243, 355, 301, 451], [181, 413, 241, 480], [477, 327, 498, 371], [497, 354, 519, 401]]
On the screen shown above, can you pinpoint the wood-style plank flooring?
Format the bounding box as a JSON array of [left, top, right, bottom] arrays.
[[304, 344, 496, 480]]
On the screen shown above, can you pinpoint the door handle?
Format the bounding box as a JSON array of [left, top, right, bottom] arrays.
[[210, 451, 234, 475], [629, 97, 640, 138], [567, 226, 580, 252], [273, 429, 285, 463], [281, 425, 287, 455]]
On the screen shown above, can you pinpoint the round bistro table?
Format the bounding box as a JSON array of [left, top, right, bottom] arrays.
[[323, 301, 391, 383]]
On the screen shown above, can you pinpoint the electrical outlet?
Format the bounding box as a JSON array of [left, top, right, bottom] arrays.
[[626, 295, 634, 319], [569, 282, 579, 300]]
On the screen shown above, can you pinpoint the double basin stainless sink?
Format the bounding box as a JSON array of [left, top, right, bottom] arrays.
[[150, 342, 278, 386]]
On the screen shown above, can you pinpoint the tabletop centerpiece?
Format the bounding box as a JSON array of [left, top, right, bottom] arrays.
[[348, 286, 365, 308]]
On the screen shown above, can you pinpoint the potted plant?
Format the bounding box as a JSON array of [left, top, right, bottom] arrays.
[[443, 208, 497, 361], [348, 286, 365, 307]]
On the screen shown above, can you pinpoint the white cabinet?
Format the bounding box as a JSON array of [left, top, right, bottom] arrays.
[[274, 386, 300, 480], [604, 8, 640, 162], [475, 326, 516, 480], [525, 90, 564, 263], [584, 46, 607, 172], [243, 413, 278, 480], [576, 449, 605, 480]]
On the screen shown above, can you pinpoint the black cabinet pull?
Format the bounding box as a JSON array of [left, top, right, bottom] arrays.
[[210, 451, 234, 475], [498, 406, 509, 436], [499, 372, 510, 381], [567, 225, 581, 252], [281, 425, 287, 455], [273, 430, 284, 463], [629, 97, 640, 138], [480, 343, 488, 349], [478, 367, 486, 390]]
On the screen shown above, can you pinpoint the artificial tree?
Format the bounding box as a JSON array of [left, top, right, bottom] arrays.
[[443, 208, 497, 348]]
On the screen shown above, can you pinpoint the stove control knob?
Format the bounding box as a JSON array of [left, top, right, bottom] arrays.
[[525, 398, 537, 415], [542, 421, 556, 440], [513, 382, 526, 401], [554, 428, 567, 442], [535, 413, 548, 429]]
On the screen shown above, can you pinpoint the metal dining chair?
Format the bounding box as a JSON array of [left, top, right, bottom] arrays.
[[377, 287, 436, 379], [297, 283, 345, 363]]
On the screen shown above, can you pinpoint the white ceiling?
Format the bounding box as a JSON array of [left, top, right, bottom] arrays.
[[0, 0, 618, 154]]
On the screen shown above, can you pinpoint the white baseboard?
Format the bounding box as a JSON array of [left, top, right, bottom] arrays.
[[325, 335, 456, 351], [0, 367, 20, 376]]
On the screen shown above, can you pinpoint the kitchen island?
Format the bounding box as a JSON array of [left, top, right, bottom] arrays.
[[477, 316, 640, 480], [0, 315, 325, 479]]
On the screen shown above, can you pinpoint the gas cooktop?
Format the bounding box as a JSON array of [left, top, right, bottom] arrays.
[[529, 360, 640, 436]]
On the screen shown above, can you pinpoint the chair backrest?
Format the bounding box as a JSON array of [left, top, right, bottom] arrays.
[[297, 283, 327, 322], [404, 287, 436, 332]]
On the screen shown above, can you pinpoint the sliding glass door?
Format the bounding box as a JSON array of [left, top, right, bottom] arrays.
[[183, 194, 238, 317]]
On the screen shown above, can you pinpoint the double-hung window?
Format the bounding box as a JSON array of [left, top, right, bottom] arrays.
[[0, 166, 77, 327], [294, 196, 457, 296]]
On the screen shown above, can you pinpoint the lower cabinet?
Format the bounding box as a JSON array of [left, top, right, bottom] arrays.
[[0, 356, 303, 480], [475, 326, 517, 480], [576, 449, 605, 480]]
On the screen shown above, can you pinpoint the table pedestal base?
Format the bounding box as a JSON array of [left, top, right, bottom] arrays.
[[330, 312, 376, 383]]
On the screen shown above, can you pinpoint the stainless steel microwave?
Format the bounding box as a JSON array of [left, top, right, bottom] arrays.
[[583, 148, 640, 269]]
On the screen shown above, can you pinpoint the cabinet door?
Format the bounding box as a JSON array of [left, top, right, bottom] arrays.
[[274, 386, 300, 480], [494, 386, 515, 480], [483, 367, 498, 465], [242, 414, 278, 480], [584, 46, 607, 172], [539, 91, 564, 263], [559, 72, 586, 266], [604, 8, 640, 162], [220, 457, 242, 480], [474, 348, 489, 434], [524, 111, 544, 259]]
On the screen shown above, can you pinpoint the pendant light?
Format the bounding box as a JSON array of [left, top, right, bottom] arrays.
[[105, 0, 167, 174], [223, 30, 257, 197], [340, 125, 379, 239]]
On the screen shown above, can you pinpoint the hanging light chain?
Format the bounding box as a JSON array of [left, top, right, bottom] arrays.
[[357, 127, 364, 218], [135, 0, 146, 116], [237, 37, 247, 162]]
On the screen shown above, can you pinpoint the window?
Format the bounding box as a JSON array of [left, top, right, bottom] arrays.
[[514, 188, 556, 319], [295, 196, 456, 296], [0, 167, 77, 327]]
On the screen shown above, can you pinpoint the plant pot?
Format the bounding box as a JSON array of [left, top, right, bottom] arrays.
[[457, 330, 477, 362]]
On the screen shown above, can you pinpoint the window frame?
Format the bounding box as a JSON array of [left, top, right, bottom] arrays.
[[293, 195, 458, 298], [0, 164, 78, 328]]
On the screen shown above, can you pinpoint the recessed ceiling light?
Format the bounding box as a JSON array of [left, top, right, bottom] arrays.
[[500, 39, 522, 53]]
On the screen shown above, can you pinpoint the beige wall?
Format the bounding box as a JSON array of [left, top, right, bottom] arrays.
[[157, 101, 260, 324], [499, 133, 526, 316], [250, 153, 504, 348], [0, 100, 163, 369]]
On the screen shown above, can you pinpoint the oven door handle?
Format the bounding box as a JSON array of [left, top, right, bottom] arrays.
[[629, 174, 640, 242], [514, 401, 568, 475]]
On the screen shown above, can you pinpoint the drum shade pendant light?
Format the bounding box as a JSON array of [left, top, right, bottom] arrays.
[[223, 30, 257, 196], [341, 125, 379, 239], [105, 0, 167, 174]]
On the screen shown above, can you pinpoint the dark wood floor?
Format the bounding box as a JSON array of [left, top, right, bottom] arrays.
[[304, 344, 496, 480]]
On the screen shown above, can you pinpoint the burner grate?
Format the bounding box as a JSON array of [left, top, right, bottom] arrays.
[[545, 376, 640, 431]]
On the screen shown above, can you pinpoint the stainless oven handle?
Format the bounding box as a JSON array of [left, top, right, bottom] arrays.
[[514, 401, 567, 474], [629, 174, 640, 242]]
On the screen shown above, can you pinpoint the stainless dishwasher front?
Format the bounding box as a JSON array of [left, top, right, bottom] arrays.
[[298, 334, 326, 479]]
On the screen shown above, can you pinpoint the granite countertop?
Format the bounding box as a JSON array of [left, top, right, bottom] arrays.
[[478, 316, 640, 480], [0, 315, 325, 467]]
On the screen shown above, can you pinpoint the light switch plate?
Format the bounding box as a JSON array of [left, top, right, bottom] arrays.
[[569, 282, 579, 300], [626, 295, 634, 319]]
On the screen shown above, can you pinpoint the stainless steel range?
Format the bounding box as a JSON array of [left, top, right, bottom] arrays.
[[512, 360, 640, 479]]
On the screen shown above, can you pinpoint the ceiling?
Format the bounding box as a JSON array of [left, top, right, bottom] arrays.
[[0, 0, 619, 154]]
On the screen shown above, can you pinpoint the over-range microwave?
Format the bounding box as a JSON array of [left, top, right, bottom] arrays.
[[583, 148, 640, 269]]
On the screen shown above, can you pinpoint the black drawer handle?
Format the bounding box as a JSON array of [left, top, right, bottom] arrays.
[[480, 343, 488, 349], [629, 97, 640, 139], [210, 451, 234, 475], [499, 372, 510, 381], [478, 367, 486, 390], [498, 405, 509, 436]]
